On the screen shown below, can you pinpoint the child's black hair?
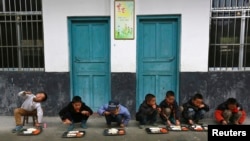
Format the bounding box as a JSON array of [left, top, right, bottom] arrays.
[[145, 93, 155, 102], [166, 90, 175, 97], [226, 98, 237, 105], [72, 96, 82, 103], [37, 91, 48, 102], [192, 93, 203, 100]]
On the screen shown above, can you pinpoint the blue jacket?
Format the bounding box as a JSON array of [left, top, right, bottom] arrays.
[[97, 104, 131, 126]]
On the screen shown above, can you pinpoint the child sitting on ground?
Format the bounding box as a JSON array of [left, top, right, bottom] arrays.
[[214, 97, 247, 125], [182, 93, 209, 125], [159, 90, 181, 126], [97, 100, 131, 128], [136, 93, 161, 129], [59, 96, 93, 131]]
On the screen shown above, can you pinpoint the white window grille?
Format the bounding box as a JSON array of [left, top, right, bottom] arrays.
[[209, 0, 250, 71]]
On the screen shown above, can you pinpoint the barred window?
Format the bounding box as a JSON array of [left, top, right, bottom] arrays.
[[0, 0, 44, 71], [209, 0, 250, 71]]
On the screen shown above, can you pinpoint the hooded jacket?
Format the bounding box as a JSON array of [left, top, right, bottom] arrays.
[[214, 101, 246, 124]]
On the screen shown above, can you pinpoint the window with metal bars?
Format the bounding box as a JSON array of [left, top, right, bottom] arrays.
[[0, 0, 44, 71], [209, 0, 250, 71]]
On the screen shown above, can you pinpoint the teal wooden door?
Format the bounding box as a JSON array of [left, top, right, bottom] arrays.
[[68, 17, 110, 111], [137, 16, 180, 108]]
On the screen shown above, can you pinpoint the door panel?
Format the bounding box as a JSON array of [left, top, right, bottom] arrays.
[[69, 18, 110, 111], [137, 16, 180, 108]]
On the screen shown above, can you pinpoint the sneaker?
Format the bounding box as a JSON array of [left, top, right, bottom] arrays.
[[81, 120, 88, 129], [81, 123, 87, 129], [67, 124, 75, 131], [150, 122, 158, 126], [12, 125, 23, 133], [139, 125, 145, 129]]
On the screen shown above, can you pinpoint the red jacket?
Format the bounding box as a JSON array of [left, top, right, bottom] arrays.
[[214, 101, 247, 124]]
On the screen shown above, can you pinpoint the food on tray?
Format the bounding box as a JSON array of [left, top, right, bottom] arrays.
[[181, 127, 189, 131], [65, 131, 84, 137], [149, 127, 161, 133], [76, 132, 84, 137], [27, 128, 37, 132], [108, 128, 119, 134], [68, 131, 79, 134], [32, 129, 41, 135], [203, 127, 208, 130], [160, 128, 168, 133], [170, 125, 181, 130], [118, 129, 125, 135], [195, 127, 203, 131], [23, 130, 33, 134], [191, 125, 203, 131], [67, 133, 77, 137]]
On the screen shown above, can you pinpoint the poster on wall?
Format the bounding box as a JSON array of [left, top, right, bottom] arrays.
[[114, 0, 134, 40]]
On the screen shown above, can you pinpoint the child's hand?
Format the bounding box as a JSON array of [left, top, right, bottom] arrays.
[[35, 123, 41, 127], [167, 120, 172, 126], [104, 111, 111, 115], [81, 111, 90, 116], [188, 119, 194, 125], [199, 104, 205, 108], [120, 123, 125, 128], [63, 119, 72, 125], [152, 105, 157, 109], [222, 120, 227, 125], [25, 91, 32, 94], [175, 120, 180, 126]]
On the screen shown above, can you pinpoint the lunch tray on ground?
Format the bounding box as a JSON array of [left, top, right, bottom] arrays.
[[103, 128, 126, 136], [189, 124, 208, 132], [17, 127, 42, 136], [167, 125, 190, 131], [145, 127, 168, 134], [61, 130, 86, 138]]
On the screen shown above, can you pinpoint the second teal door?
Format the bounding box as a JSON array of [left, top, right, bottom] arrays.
[[68, 17, 110, 111], [137, 16, 180, 108]]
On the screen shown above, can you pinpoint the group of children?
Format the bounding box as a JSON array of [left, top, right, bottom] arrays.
[[59, 97, 131, 131], [136, 91, 247, 129], [12, 90, 247, 132], [58, 90, 247, 131], [135, 91, 210, 129]]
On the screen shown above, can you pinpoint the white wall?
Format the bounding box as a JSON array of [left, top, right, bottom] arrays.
[[136, 0, 210, 72], [43, 0, 110, 72], [43, 0, 210, 72]]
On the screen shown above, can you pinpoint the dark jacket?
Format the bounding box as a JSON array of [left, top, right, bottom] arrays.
[[59, 102, 93, 122], [136, 100, 159, 120], [159, 99, 181, 120], [182, 99, 209, 113], [214, 101, 246, 124]]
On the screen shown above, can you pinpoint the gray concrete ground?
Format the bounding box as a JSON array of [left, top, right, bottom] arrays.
[[0, 114, 249, 141]]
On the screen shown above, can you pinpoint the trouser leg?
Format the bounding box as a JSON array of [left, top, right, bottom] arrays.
[[222, 110, 232, 123], [14, 108, 29, 126], [230, 111, 242, 124]]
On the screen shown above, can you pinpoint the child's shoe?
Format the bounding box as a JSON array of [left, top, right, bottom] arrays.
[[81, 120, 88, 129], [151, 123, 158, 126], [12, 125, 23, 133], [67, 124, 75, 131], [138, 124, 145, 129]]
